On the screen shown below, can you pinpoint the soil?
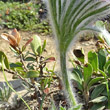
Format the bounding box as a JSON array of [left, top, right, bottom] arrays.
[[0, 29, 97, 110]]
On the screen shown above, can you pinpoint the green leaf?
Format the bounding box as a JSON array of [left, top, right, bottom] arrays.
[[88, 77, 104, 90], [48, 0, 110, 107], [10, 62, 23, 72], [10, 62, 22, 68], [98, 49, 106, 70], [25, 70, 39, 78], [88, 51, 98, 72], [37, 46, 42, 55], [60, 106, 66, 110], [42, 40, 46, 53], [68, 104, 82, 110], [104, 60, 110, 73], [30, 35, 41, 55], [72, 69, 83, 91], [24, 57, 36, 61], [101, 89, 109, 96], [95, 20, 105, 29], [9, 46, 19, 56], [0, 51, 9, 69], [99, 69, 107, 77], [91, 103, 105, 110], [83, 63, 93, 86], [91, 84, 105, 100], [90, 96, 107, 103]]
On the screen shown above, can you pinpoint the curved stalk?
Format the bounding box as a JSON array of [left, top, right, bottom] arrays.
[[1, 56, 31, 110], [60, 51, 77, 106]]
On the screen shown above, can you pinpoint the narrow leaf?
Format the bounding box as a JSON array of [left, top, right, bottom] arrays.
[[88, 77, 104, 90], [91, 104, 105, 110], [44, 57, 56, 63], [90, 96, 107, 103], [37, 46, 42, 55], [99, 69, 107, 77], [68, 104, 82, 110], [22, 38, 33, 51], [91, 84, 105, 100], [42, 40, 46, 53], [71, 69, 83, 91]]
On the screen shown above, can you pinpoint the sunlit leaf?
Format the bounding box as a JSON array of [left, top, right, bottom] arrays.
[[30, 35, 41, 55], [99, 69, 107, 77], [37, 46, 42, 55], [88, 51, 98, 72], [9, 46, 19, 56], [60, 106, 66, 110], [90, 96, 107, 103], [95, 20, 105, 29]]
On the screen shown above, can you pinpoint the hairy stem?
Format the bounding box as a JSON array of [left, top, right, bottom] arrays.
[[60, 51, 77, 107]]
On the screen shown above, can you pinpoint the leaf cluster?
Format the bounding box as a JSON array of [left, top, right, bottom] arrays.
[[0, 83, 12, 102], [0, 1, 51, 34], [71, 42, 110, 109], [0, 34, 56, 109]]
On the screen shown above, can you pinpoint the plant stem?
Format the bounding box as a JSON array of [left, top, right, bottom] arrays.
[[1, 58, 31, 110], [40, 93, 46, 110], [19, 53, 28, 72], [60, 51, 77, 107], [4, 68, 34, 88], [106, 80, 110, 109]]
